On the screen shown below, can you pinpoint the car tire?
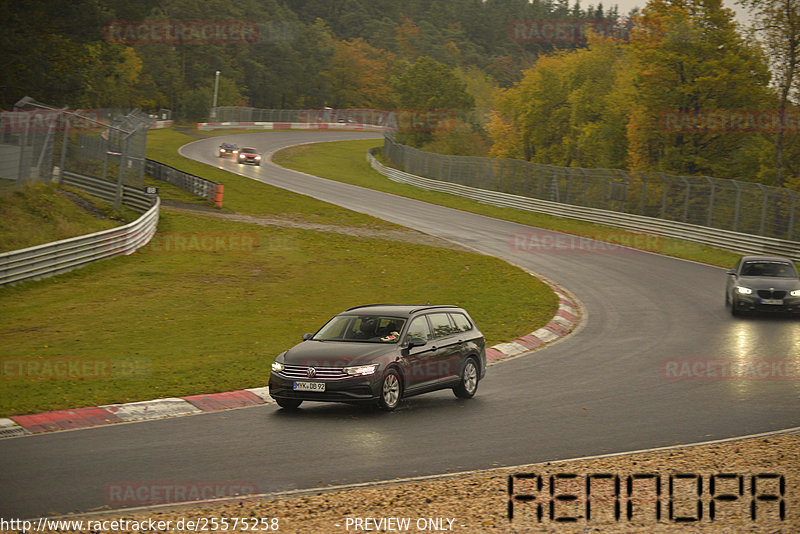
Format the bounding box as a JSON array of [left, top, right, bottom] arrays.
[[731, 299, 739, 316], [276, 398, 302, 410], [453, 357, 479, 399], [378, 369, 401, 411]]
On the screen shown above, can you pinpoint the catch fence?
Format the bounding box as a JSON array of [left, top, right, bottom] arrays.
[[0, 98, 155, 207], [383, 137, 799, 241]]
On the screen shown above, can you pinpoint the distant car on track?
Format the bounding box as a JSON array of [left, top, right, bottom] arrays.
[[726, 255, 800, 316], [236, 147, 261, 165], [269, 304, 486, 411], [218, 142, 238, 157]]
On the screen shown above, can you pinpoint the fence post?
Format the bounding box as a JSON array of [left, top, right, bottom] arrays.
[[705, 176, 715, 227], [639, 172, 647, 215], [114, 134, 129, 210], [59, 115, 71, 178]]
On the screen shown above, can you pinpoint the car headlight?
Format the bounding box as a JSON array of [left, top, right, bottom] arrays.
[[343, 363, 378, 376], [254, 155, 261, 160], [736, 286, 752, 295], [791, 290, 800, 297], [271, 361, 284, 373]]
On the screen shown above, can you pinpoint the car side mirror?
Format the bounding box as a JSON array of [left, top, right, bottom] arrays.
[[727, 269, 736, 276], [302, 333, 314, 341], [407, 337, 427, 348]]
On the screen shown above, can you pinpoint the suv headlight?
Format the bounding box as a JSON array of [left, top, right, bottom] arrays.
[[736, 286, 752, 295], [343, 364, 378, 376], [271, 361, 284, 373], [791, 290, 800, 297]]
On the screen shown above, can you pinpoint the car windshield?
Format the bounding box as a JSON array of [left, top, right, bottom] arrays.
[[313, 315, 406, 343], [240, 148, 257, 154], [741, 261, 797, 278]]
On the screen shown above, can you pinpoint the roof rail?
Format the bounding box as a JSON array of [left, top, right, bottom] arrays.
[[344, 303, 459, 313]]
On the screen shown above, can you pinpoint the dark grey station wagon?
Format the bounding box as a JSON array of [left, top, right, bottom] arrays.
[[269, 304, 487, 411]]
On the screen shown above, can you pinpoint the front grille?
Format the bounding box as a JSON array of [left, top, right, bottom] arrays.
[[757, 290, 787, 299], [279, 364, 348, 380]]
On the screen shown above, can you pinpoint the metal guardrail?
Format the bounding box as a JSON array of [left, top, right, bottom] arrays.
[[0, 172, 159, 287], [210, 107, 394, 126], [145, 159, 223, 207], [367, 149, 800, 262]]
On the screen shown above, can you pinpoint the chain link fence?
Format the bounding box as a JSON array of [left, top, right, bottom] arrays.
[[1, 98, 154, 203], [384, 136, 799, 241]]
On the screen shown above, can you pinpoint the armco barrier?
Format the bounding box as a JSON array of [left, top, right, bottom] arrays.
[[196, 121, 387, 132], [145, 159, 223, 207], [367, 149, 800, 262], [0, 172, 159, 286]]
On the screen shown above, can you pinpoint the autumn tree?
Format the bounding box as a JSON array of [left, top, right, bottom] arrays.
[[626, 0, 772, 177], [737, 0, 800, 188], [321, 38, 395, 108], [389, 56, 475, 145], [488, 33, 632, 168]]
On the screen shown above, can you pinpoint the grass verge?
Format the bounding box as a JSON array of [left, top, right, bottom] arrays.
[[146, 129, 398, 229], [273, 140, 742, 268], [0, 184, 136, 252], [0, 131, 558, 417]]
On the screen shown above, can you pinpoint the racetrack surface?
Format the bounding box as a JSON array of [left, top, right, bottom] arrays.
[[2, 131, 798, 519]]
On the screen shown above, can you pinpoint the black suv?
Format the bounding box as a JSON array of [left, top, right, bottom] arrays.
[[269, 304, 486, 411]]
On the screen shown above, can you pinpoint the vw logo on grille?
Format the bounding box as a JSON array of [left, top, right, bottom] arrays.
[[307, 367, 316, 378]]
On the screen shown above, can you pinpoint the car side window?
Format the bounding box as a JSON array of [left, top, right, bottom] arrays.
[[450, 313, 472, 333], [406, 316, 431, 341], [428, 313, 458, 339]]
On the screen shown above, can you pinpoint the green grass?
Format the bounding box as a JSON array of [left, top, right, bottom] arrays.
[[146, 129, 399, 229], [0, 130, 559, 417], [273, 141, 743, 268], [0, 184, 135, 252]]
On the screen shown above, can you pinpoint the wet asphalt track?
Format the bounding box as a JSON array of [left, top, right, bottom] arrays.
[[1, 131, 798, 519]]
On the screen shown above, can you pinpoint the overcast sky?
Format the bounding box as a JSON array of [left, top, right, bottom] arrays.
[[609, 0, 752, 25]]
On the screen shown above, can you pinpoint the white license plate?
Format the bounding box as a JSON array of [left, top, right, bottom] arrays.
[[761, 299, 784, 305], [293, 381, 325, 392]]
